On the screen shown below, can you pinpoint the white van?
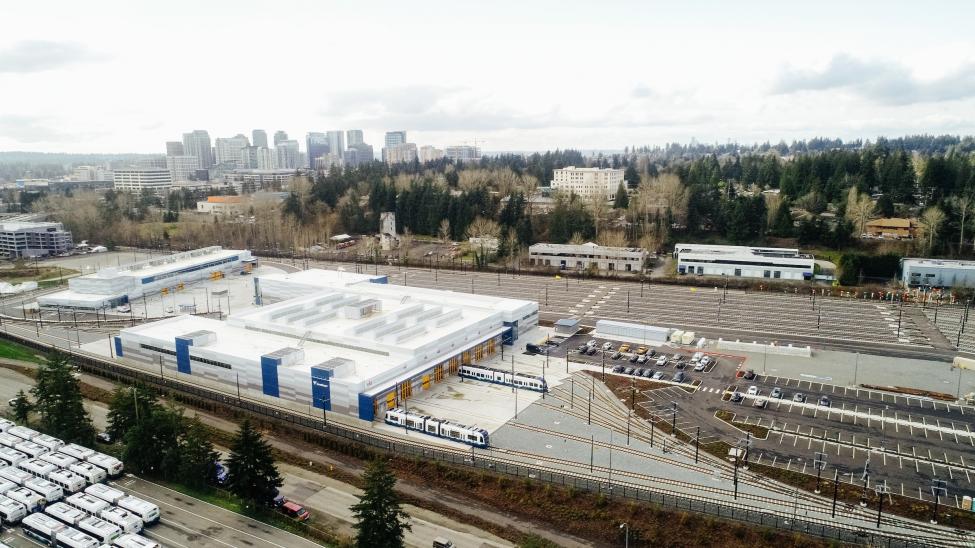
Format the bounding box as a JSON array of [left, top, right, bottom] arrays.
[[19, 458, 58, 478], [14, 441, 49, 459], [0, 447, 28, 466], [45, 501, 87, 526], [5, 486, 46, 512], [85, 483, 125, 505], [117, 496, 159, 525], [48, 469, 87, 494], [66, 492, 110, 516], [112, 533, 159, 548], [99, 506, 143, 534], [0, 465, 33, 485], [7, 425, 40, 441], [60, 444, 96, 461], [0, 493, 27, 523], [77, 514, 122, 545], [86, 453, 124, 477], [40, 451, 78, 469], [70, 462, 107, 485], [24, 477, 64, 502], [690, 351, 704, 363], [32, 434, 64, 452]]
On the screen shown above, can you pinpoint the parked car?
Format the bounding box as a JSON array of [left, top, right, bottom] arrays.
[[642, 369, 654, 378], [753, 398, 767, 409], [747, 386, 759, 396], [693, 362, 706, 372], [655, 356, 668, 366], [819, 396, 831, 407], [647, 349, 657, 357], [612, 365, 625, 373], [624, 367, 635, 375], [602, 342, 613, 351], [770, 387, 783, 399], [629, 354, 640, 363], [634, 368, 645, 377], [674, 361, 686, 370], [793, 393, 806, 403], [651, 371, 664, 380], [526, 343, 545, 354], [636, 355, 648, 364], [700, 356, 712, 367], [743, 369, 756, 380], [577, 345, 589, 353], [280, 500, 310, 521], [619, 344, 630, 352], [116, 304, 131, 313], [636, 347, 648, 355], [673, 371, 686, 383], [96, 432, 113, 444], [587, 340, 598, 347], [730, 392, 744, 402], [690, 352, 704, 363], [586, 346, 598, 355]]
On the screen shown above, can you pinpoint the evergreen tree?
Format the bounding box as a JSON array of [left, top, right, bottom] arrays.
[[106, 385, 157, 441], [352, 459, 411, 548], [180, 417, 219, 489], [623, 164, 640, 190], [122, 403, 184, 479], [30, 352, 95, 445], [613, 183, 629, 209], [770, 200, 795, 237], [227, 419, 282, 506], [10, 390, 31, 425]]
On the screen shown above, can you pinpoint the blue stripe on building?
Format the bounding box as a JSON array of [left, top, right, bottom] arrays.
[[310, 367, 331, 410], [369, 276, 389, 284], [174, 337, 193, 374], [113, 336, 123, 357], [260, 355, 280, 397], [358, 393, 374, 421]]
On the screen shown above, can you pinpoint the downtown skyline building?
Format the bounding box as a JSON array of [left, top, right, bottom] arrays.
[[275, 140, 301, 169], [273, 130, 289, 146], [252, 129, 268, 149], [306, 132, 329, 168], [215, 134, 251, 168], [346, 129, 363, 146], [182, 130, 214, 169]]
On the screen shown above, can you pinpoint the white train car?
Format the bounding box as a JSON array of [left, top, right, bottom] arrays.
[[24, 477, 64, 503], [69, 462, 107, 485], [458, 364, 547, 392], [384, 408, 489, 447], [100, 506, 143, 534], [40, 451, 78, 469], [48, 469, 87, 494], [33, 434, 64, 453], [86, 452, 124, 477]]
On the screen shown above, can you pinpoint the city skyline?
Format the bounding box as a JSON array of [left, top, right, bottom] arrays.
[[1, 1, 974, 154]]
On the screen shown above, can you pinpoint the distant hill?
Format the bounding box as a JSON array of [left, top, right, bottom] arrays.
[[0, 151, 159, 165]]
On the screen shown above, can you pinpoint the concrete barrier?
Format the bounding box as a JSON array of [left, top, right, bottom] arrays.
[[716, 338, 812, 357]]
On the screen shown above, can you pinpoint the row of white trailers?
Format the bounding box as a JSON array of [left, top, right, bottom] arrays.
[[0, 420, 159, 548]]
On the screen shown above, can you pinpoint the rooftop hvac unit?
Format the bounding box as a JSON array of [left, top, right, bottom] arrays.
[[344, 298, 382, 319]]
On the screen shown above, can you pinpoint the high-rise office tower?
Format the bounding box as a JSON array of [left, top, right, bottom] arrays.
[[165, 141, 184, 156], [252, 129, 268, 149], [241, 146, 275, 169], [306, 132, 329, 168], [346, 130, 363, 146], [182, 130, 214, 169], [214, 134, 250, 167], [326, 131, 345, 157], [344, 143, 374, 167], [273, 130, 289, 146], [383, 131, 407, 162], [275, 140, 301, 169]]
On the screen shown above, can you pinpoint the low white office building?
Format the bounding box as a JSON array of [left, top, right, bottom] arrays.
[[113, 268, 539, 423], [550, 166, 625, 201], [901, 258, 975, 289], [528, 242, 647, 272], [0, 221, 73, 259], [38, 247, 255, 311], [113, 168, 172, 194], [674, 243, 814, 281]]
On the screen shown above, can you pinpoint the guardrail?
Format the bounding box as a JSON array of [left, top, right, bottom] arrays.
[[0, 329, 956, 547]]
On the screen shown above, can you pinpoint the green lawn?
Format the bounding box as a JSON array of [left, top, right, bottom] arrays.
[[0, 338, 45, 363]]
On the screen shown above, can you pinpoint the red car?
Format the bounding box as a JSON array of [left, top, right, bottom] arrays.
[[281, 501, 310, 521]]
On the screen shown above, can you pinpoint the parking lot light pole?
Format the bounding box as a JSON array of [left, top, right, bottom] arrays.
[[620, 523, 628, 548], [670, 402, 677, 436], [875, 482, 889, 528], [831, 469, 839, 518], [813, 452, 827, 494], [588, 389, 592, 425], [570, 377, 574, 409], [694, 426, 700, 463], [860, 459, 871, 507]]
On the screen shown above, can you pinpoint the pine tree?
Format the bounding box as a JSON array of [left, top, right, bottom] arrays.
[[30, 352, 95, 445], [107, 385, 157, 441], [122, 403, 184, 480], [613, 183, 629, 209], [351, 459, 411, 548], [227, 420, 282, 506], [180, 417, 219, 489], [11, 390, 31, 425]]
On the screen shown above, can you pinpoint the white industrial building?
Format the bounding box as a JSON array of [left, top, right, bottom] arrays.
[[901, 258, 975, 289], [550, 166, 625, 200], [38, 247, 254, 311], [113, 268, 538, 423], [674, 243, 814, 280], [0, 221, 73, 259], [528, 242, 648, 272]]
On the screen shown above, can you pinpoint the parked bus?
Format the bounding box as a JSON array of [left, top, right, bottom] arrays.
[[117, 496, 159, 525], [32, 434, 64, 453], [0, 418, 14, 432], [0, 466, 33, 485], [24, 477, 64, 503], [66, 492, 110, 516], [0, 494, 27, 524], [85, 483, 125, 505], [40, 451, 78, 469], [86, 453, 123, 477], [77, 514, 123, 545], [45, 501, 87, 526], [68, 462, 106, 485], [6, 487, 46, 512], [21, 512, 66, 544], [112, 534, 160, 548], [19, 458, 58, 478], [55, 526, 101, 548], [0, 447, 28, 466], [7, 425, 40, 442], [14, 441, 49, 459], [48, 469, 87, 494], [99, 506, 143, 534], [60, 444, 95, 461]]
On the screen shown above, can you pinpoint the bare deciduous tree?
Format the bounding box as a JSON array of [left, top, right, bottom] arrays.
[[437, 219, 451, 243], [844, 187, 875, 236], [917, 206, 946, 253], [948, 194, 975, 252], [597, 230, 628, 248]]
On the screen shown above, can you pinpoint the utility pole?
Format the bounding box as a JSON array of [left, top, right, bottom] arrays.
[[860, 459, 871, 507], [813, 451, 827, 494], [670, 401, 678, 436], [831, 469, 839, 518], [694, 426, 700, 463], [875, 481, 889, 528], [931, 479, 948, 524]]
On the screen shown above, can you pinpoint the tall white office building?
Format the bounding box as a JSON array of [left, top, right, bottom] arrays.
[[383, 131, 407, 162], [241, 146, 275, 169], [252, 129, 268, 149], [327, 131, 345, 156], [551, 166, 625, 201], [385, 143, 417, 165], [166, 155, 200, 182], [182, 130, 214, 169], [275, 140, 301, 169], [306, 132, 328, 168], [273, 130, 289, 146], [445, 145, 481, 162], [419, 145, 444, 163], [215, 134, 250, 168], [346, 130, 363, 146]]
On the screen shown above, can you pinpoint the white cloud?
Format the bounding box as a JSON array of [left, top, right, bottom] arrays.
[[0, 40, 105, 73]]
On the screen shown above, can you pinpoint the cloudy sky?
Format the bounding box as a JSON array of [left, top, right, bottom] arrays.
[[2, 0, 974, 153]]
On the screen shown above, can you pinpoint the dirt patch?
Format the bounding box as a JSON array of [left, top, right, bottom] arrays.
[[714, 410, 770, 440], [860, 384, 957, 401]]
